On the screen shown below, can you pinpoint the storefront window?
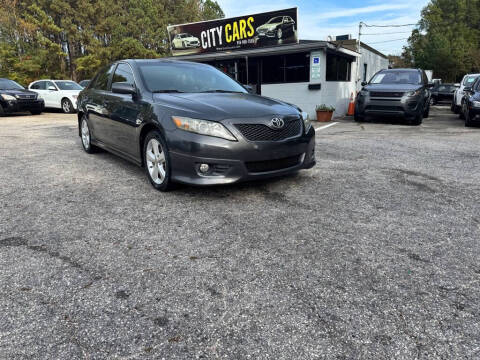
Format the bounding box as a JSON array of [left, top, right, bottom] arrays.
[[262, 53, 310, 84], [326, 53, 351, 81]]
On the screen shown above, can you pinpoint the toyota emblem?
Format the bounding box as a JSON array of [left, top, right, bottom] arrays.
[[269, 117, 285, 129]]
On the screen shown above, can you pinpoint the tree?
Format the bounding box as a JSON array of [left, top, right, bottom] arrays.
[[0, 0, 224, 84]]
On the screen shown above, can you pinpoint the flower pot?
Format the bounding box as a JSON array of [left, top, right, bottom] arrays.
[[316, 110, 333, 122]]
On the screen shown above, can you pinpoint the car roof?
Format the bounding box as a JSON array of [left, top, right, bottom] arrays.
[[122, 59, 207, 66], [380, 68, 422, 72]]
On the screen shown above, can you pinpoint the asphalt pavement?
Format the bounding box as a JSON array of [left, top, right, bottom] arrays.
[[0, 106, 479, 359]]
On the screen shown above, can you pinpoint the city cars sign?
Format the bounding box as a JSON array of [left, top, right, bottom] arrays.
[[168, 8, 298, 56]]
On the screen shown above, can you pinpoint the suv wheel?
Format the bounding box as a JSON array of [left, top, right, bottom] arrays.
[[62, 98, 74, 113], [459, 102, 465, 119], [423, 103, 430, 118], [277, 28, 282, 39], [144, 131, 173, 191]]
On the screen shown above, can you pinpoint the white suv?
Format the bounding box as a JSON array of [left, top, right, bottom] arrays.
[[28, 80, 83, 113], [452, 74, 480, 113]]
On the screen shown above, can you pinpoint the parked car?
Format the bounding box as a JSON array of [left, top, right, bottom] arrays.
[[79, 80, 91, 88], [430, 83, 459, 105], [0, 78, 44, 116], [355, 68, 432, 125], [452, 73, 480, 113], [256, 16, 296, 39], [171, 33, 200, 49], [77, 60, 315, 191], [460, 77, 480, 127], [28, 80, 83, 113]]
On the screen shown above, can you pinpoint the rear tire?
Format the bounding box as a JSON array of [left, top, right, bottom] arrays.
[[80, 115, 98, 154], [143, 130, 173, 192], [0, 104, 4, 117], [465, 110, 473, 127], [423, 104, 430, 118], [459, 102, 465, 119]]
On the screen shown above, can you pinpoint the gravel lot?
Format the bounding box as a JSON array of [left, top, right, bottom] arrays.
[[1, 107, 479, 359]]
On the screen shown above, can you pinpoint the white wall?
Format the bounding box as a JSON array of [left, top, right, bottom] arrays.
[[260, 46, 388, 118]]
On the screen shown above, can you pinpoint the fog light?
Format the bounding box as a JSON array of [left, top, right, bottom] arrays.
[[199, 163, 210, 173]]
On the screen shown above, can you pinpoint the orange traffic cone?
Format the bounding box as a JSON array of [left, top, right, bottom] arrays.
[[347, 92, 355, 116]]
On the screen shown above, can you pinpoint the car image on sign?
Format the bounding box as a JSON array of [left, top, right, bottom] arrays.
[[256, 16, 296, 39], [172, 33, 200, 49]]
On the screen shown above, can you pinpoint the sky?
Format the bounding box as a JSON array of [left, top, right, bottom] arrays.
[[215, 0, 431, 55]]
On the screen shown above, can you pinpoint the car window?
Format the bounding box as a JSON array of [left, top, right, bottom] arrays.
[[55, 81, 83, 90], [112, 63, 135, 87], [0, 79, 24, 90], [267, 17, 283, 24], [92, 64, 115, 91], [46, 81, 56, 90], [30, 82, 41, 90]]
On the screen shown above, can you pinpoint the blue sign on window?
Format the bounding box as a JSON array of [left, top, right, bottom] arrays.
[[313, 57, 319, 64]]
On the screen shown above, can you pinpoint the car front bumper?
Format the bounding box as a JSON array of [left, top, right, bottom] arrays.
[[168, 127, 316, 186], [355, 96, 424, 119], [1, 99, 44, 113]]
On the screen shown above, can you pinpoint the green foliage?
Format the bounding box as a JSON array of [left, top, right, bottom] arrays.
[[316, 104, 335, 112], [0, 0, 224, 84], [401, 0, 480, 82]]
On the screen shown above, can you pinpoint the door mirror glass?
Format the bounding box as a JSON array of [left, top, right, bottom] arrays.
[[361, 81, 367, 86], [48, 86, 57, 91], [112, 82, 136, 95]]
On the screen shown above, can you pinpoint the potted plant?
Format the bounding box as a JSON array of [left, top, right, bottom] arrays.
[[315, 104, 335, 122]]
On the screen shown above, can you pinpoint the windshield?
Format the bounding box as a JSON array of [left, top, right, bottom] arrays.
[[370, 71, 422, 85], [463, 75, 478, 86], [267, 17, 283, 24], [0, 79, 24, 90], [55, 81, 83, 90], [138, 62, 247, 94]]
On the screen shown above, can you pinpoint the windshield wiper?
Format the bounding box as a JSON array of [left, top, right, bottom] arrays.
[[200, 90, 243, 93], [152, 89, 184, 93]]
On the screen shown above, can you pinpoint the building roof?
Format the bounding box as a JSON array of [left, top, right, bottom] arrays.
[[165, 40, 358, 62], [332, 39, 388, 59]]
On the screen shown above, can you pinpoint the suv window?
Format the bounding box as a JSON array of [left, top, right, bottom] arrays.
[[112, 63, 135, 87], [45, 81, 56, 90], [92, 64, 115, 91], [463, 75, 478, 86], [31, 81, 45, 90]]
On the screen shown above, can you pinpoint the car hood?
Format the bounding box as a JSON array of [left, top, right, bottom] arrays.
[[184, 37, 198, 41], [257, 23, 280, 31], [153, 92, 299, 121], [364, 84, 423, 92], [0, 88, 38, 97]]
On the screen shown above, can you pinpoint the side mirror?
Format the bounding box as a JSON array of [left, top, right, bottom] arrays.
[[243, 84, 254, 93], [48, 86, 57, 91], [112, 82, 136, 95], [361, 81, 367, 86]]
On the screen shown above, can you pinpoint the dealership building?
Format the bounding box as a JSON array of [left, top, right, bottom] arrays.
[[166, 9, 389, 118], [169, 39, 389, 118]]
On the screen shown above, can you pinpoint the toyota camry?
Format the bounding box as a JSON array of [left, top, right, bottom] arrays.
[[77, 59, 315, 191]]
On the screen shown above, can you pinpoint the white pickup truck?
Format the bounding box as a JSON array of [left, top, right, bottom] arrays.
[[452, 73, 480, 113]]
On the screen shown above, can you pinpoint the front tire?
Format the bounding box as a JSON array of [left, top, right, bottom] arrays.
[[423, 103, 430, 118], [80, 115, 97, 153], [277, 28, 282, 39], [459, 102, 465, 119], [62, 98, 74, 113], [144, 131, 173, 191]]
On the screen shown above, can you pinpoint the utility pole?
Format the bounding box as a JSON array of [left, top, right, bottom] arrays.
[[356, 22, 364, 90]]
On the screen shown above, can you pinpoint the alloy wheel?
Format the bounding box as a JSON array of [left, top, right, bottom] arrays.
[[146, 138, 166, 185], [81, 118, 90, 150], [62, 100, 71, 113], [277, 29, 282, 39]]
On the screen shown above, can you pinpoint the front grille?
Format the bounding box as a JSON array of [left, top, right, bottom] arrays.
[[370, 92, 404, 98], [366, 105, 403, 111], [245, 154, 302, 173], [16, 94, 37, 100], [235, 117, 302, 142]]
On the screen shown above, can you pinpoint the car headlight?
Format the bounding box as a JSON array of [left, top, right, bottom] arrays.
[[301, 111, 311, 133], [406, 89, 422, 97], [172, 116, 237, 141], [472, 101, 480, 108], [1, 94, 16, 101]]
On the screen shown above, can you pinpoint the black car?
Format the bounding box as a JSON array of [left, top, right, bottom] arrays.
[[0, 78, 44, 116], [255, 16, 296, 39], [355, 69, 432, 125], [430, 83, 458, 105], [460, 77, 480, 127], [77, 60, 315, 191], [79, 80, 91, 88]]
